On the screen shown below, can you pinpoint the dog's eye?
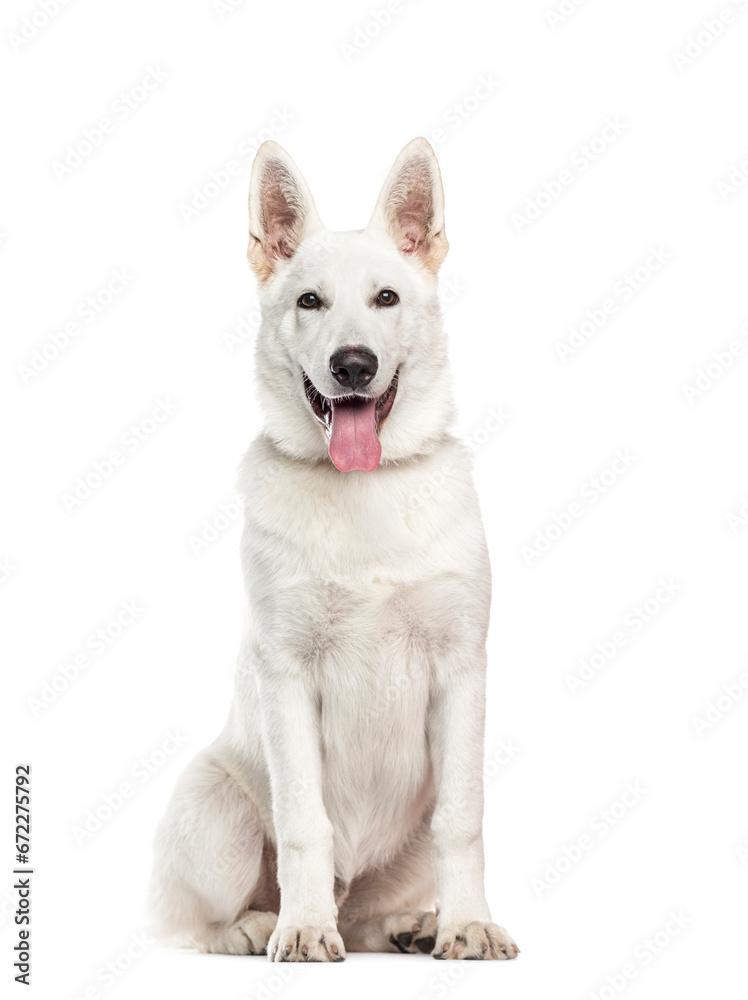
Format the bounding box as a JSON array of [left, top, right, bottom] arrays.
[[377, 289, 399, 307], [298, 292, 321, 309]]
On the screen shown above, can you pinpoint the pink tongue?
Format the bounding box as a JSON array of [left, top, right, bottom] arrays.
[[328, 397, 381, 472]]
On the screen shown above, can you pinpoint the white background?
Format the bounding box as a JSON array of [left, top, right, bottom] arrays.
[[3, 1, 748, 998]]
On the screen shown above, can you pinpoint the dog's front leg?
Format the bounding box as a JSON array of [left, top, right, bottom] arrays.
[[257, 670, 345, 962], [428, 657, 519, 960]]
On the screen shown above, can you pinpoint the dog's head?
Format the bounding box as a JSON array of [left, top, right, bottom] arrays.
[[247, 139, 455, 471]]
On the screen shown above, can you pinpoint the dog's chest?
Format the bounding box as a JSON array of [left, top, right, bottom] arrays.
[[242, 438, 491, 679], [309, 581, 438, 868], [239, 440, 490, 867]]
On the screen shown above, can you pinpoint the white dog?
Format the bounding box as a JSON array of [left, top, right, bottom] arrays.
[[148, 138, 519, 963]]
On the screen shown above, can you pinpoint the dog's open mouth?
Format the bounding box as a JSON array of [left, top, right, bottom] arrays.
[[303, 371, 398, 472]]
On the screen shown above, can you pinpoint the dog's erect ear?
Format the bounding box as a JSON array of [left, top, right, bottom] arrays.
[[247, 142, 323, 283], [368, 138, 448, 274]]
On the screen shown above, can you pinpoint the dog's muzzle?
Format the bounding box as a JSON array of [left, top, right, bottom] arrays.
[[303, 364, 399, 473]]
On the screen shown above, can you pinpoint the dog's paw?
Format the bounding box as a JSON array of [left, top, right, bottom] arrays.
[[268, 924, 346, 962], [383, 910, 438, 954], [195, 910, 278, 954], [433, 921, 519, 960]]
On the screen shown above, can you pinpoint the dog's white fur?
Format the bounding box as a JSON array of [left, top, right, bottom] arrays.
[[148, 139, 518, 962]]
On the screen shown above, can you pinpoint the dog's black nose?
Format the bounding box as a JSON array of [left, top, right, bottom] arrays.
[[329, 347, 378, 389]]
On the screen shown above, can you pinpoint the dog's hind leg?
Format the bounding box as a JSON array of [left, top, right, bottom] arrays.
[[341, 909, 438, 954], [337, 815, 438, 954], [192, 909, 278, 955], [148, 746, 278, 954]]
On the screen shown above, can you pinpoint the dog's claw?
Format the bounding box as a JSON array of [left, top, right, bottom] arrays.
[[434, 922, 519, 961]]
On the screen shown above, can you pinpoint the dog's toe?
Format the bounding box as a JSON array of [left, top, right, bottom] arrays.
[[434, 921, 519, 960], [268, 924, 345, 963], [382, 910, 437, 954]]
